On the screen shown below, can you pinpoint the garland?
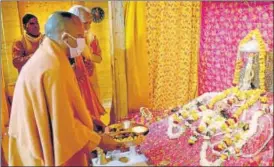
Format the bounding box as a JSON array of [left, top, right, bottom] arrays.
[[200, 110, 265, 166], [165, 29, 269, 166], [208, 87, 264, 122], [241, 114, 273, 158], [167, 116, 185, 139], [166, 88, 271, 166], [232, 29, 267, 91]]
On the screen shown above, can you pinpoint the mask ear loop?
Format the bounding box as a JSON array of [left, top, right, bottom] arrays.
[[62, 32, 77, 48], [67, 32, 77, 40]]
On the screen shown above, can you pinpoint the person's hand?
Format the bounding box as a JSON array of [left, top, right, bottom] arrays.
[[98, 134, 124, 152], [90, 36, 101, 56], [94, 44, 101, 56], [93, 118, 106, 130]]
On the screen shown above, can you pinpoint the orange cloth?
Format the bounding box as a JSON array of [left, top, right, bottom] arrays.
[[74, 56, 105, 122], [12, 33, 43, 73], [8, 37, 101, 166], [83, 33, 102, 101], [1, 147, 8, 166]]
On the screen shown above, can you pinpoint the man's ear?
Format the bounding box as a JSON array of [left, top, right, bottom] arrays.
[[61, 32, 68, 42]]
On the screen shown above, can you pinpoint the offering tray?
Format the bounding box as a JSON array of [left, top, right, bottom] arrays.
[[91, 121, 150, 166], [108, 122, 149, 135], [107, 121, 149, 147]]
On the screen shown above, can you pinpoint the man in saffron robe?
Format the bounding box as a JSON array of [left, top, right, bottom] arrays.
[[12, 14, 44, 73], [68, 5, 106, 131], [8, 11, 119, 166], [69, 5, 103, 99]]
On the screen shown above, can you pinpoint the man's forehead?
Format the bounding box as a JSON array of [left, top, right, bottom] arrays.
[[28, 17, 38, 22], [66, 18, 84, 36], [71, 16, 82, 24]]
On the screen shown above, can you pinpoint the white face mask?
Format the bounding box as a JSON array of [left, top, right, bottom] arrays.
[[63, 32, 86, 58]]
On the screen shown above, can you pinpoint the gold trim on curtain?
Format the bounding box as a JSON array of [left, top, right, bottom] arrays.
[[125, 1, 150, 112], [146, 1, 201, 110]]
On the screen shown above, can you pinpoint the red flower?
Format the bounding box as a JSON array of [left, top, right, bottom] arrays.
[[267, 159, 273, 166], [249, 160, 259, 166], [213, 144, 223, 152], [173, 121, 179, 124], [227, 99, 233, 105], [260, 92, 266, 96], [231, 116, 238, 123]]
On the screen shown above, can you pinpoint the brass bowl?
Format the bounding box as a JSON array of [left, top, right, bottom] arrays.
[[108, 122, 149, 135], [131, 125, 149, 136]]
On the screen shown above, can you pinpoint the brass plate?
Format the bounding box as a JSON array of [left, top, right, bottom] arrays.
[[113, 131, 138, 143], [107, 122, 149, 146], [108, 123, 124, 133]]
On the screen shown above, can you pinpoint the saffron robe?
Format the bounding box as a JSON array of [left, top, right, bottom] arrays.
[[85, 32, 102, 101], [74, 56, 105, 122], [8, 37, 101, 166], [73, 35, 105, 124], [12, 33, 44, 73]]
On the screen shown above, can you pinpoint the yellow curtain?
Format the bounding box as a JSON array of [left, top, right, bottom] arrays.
[[125, 1, 150, 112], [1, 66, 10, 165], [146, 2, 201, 110], [1, 71, 10, 135]]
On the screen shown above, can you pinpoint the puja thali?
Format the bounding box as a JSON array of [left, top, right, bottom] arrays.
[[107, 121, 149, 147]]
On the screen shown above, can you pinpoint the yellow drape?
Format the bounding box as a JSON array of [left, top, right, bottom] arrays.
[[146, 2, 201, 110], [1, 66, 10, 166], [125, 2, 150, 111], [1, 68, 9, 140]]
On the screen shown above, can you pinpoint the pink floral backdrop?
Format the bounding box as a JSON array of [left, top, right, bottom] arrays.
[[199, 2, 273, 95]]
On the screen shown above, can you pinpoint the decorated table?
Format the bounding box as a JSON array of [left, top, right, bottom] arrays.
[[130, 29, 274, 166], [92, 29, 273, 166], [137, 91, 273, 166]]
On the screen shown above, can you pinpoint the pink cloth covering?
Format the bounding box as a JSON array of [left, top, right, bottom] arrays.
[[139, 119, 272, 166], [135, 93, 273, 166], [199, 2, 273, 95]]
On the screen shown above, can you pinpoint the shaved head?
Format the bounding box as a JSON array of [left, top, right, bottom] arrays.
[[45, 11, 85, 56], [45, 11, 84, 40]]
